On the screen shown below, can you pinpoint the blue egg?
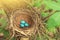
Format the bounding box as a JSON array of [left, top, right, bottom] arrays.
[[20, 24, 25, 28], [20, 20, 29, 28], [20, 20, 25, 24], [25, 23, 29, 27]]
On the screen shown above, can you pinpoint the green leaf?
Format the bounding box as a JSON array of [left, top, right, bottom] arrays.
[[43, 0, 60, 10], [0, 9, 9, 39], [0, 9, 8, 29], [48, 27, 56, 33], [0, 9, 6, 15], [0, 18, 7, 29], [46, 12, 60, 33], [0, 28, 10, 38], [57, 0, 60, 3]]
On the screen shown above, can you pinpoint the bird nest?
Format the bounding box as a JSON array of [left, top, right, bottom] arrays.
[[8, 7, 45, 40]]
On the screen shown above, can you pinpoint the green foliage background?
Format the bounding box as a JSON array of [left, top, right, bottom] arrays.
[[0, 0, 60, 40]]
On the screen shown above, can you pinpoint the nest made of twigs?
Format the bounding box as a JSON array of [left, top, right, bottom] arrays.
[[9, 7, 42, 38]]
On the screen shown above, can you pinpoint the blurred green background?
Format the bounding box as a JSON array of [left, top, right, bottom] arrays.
[[0, 0, 60, 40]]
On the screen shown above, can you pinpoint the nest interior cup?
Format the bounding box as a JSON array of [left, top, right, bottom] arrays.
[[13, 7, 39, 36], [16, 14, 33, 28], [13, 8, 35, 30]]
